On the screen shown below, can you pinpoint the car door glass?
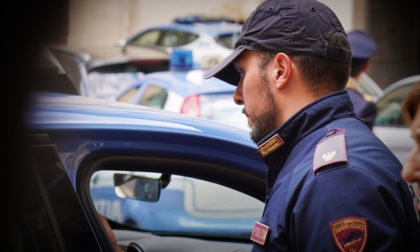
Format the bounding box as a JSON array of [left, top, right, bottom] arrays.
[[24, 134, 101, 251], [216, 33, 240, 49], [375, 83, 414, 126], [131, 30, 162, 47], [90, 170, 264, 238], [138, 85, 168, 108], [118, 86, 140, 103], [161, 30, 198, 47]]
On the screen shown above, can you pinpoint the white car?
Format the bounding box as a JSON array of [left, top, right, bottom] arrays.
[[373, 74, 420, 164], [119, 22, 241, 70]]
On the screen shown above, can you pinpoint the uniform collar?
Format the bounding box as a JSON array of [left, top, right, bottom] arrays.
[[346, 77, 359, 90], [256, 90, 354, 184], [346, 77, 373, 101]]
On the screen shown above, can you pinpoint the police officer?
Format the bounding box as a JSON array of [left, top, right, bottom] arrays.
[[346, 30, 378, 129], [204, 0, 420, 251]]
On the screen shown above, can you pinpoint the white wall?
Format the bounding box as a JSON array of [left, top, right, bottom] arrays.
[[68, 0, 356, 48], [319, 0, 354, 32]]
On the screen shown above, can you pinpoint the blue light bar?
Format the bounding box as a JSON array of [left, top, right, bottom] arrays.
[[170, 49, 194, 71]]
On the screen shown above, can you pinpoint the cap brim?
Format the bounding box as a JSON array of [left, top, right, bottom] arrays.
[[203, 46, 246, 86]]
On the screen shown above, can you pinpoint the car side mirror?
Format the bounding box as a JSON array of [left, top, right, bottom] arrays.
[[118, 39, 128, 54], [113, 173, 161, 202]]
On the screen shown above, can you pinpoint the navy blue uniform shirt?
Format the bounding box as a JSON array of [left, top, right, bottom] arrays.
[[251, 90, 420, 252]]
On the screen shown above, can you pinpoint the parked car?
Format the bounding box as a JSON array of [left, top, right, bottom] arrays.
[[48, 44, 170, 100], [115, 67, 249, 130], [23, 87, 266, 251], [119, 22, 242, 70], [11, 47, 266, 251], [373, 74, 420, 165]]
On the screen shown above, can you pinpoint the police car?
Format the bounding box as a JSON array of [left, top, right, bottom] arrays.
[[115, 49, 249, 130], [119, 22, 242, 70], [24, 89, 266, 251]]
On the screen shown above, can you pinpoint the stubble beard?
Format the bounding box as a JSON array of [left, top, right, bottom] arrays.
[[249, 72, 279, 144]]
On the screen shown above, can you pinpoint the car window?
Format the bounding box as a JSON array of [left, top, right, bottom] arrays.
[[199, 93, 249, 130], [161, 30, 198, 47], [375, 83, 415, 126], [216, 33, 239, 49], [130, 30, 162, 46], [86, 72, 144, 100], [20, 134, 101, 251], [139, 85, 168, 109], [90, 170, 264, 237], [118, 86, 140, 103]]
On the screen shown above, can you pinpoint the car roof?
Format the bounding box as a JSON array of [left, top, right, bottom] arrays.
[[132, 69, 236, 96], [127, 23, 242, 40], [27, 91, 250, 144], [172, 15, 244, 25], [382, 74, 420, 95]]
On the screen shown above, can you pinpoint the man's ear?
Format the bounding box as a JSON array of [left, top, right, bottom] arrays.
[[274, 53, 292, 88]]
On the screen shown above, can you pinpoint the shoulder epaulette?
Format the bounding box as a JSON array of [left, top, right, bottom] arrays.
[[313, 128, 348, 175]]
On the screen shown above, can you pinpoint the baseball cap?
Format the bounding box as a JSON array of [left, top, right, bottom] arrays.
[[203, 0, 352, 85], [347, 30, 377, 59]]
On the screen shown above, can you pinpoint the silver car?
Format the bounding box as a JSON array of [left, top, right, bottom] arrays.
[[373, 74, 420, 165]]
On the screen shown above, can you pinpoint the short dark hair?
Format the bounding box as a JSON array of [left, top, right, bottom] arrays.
[[257, 32, 350, 94], [402, 83, 420, 125], [350, 58, 369, 77]]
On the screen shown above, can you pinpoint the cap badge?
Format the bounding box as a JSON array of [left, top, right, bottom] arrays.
[[250, 222, 269, 245], [330, 217, 368, 252], [257, 134, 284, 157]]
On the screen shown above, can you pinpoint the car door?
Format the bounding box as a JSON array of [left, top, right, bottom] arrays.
[[7, 133, 107, 251]]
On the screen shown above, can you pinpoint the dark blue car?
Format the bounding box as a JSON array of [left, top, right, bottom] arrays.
[[25, 91, 266, 251]]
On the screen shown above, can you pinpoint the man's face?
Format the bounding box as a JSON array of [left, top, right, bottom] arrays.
[[402, 102, 420, 200], [233, 50, 279, 144]]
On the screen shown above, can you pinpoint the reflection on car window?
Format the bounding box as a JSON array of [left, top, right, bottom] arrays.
[[90, 170, 264, 238], [216, 33, 240, 49], [375, 83, 414, 126], [130, 30, 161, 46], [161, 30, 198, 47], [118, 87, 140, 103], [139, 85, 168, 109]]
